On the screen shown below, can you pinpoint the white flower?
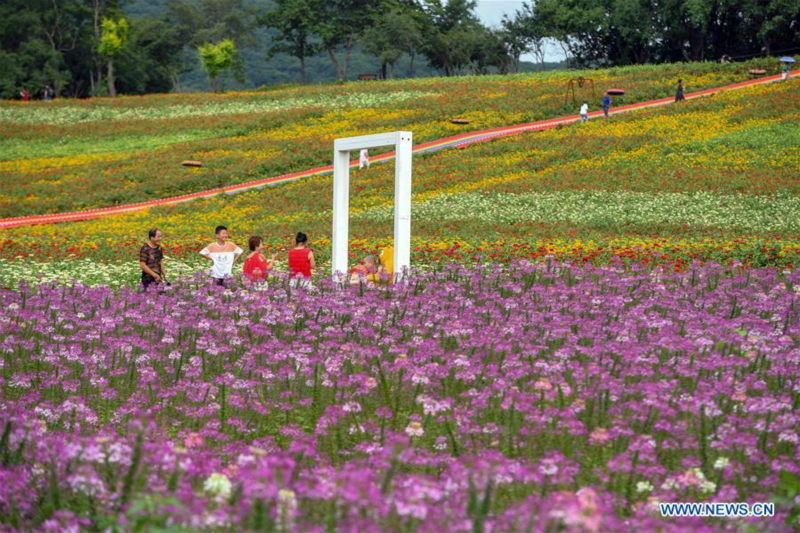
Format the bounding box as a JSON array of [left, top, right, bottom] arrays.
[[713, 457, 730, 470], [636, 481, 654, 493], [342, 401, 361, 413], [203, 472, 232, 500], [661, 479, 679, 491], [277, 489, 298, 531], [539, 459, 558, 476], [700, 480, 717, 494], [405, 421, 424, 437]]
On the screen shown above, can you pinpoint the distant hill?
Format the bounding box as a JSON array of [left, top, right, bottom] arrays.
[[124, 0, 564, 92]]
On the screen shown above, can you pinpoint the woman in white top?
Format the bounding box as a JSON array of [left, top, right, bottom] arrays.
[[200, 225, 243, 286]]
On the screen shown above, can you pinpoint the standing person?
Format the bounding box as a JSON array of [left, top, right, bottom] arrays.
[[288, 232, 315, 286], [359, 149, 370, 169], [782, 62, 791, 81], [20, 88, 30, 102], [43, 85, 54, 101], [243, 236, 277, 283], [675, 79, 685, 101], [579, 101, 589, 122], [200, 225, 243, 286], [139, 228, 166, 291], [602, 94, 611, 118]]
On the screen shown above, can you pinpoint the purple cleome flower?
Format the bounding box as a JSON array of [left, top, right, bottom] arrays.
[[0, 261, 798, 531]]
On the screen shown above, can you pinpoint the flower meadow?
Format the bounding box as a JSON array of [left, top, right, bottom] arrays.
[[1, 66, 799, 287], [2, 261, 799, 532], [0, 61, 752, 218], [2, 63, 799, 532]]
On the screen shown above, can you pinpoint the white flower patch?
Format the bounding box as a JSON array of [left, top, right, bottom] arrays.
[[0, 91, 436, 125], [358, 191, 800, 233]]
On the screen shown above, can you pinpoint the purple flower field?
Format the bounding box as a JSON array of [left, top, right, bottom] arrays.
[[1, 261, 799, 532]]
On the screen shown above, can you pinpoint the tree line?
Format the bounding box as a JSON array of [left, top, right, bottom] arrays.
[[2, 0, 798, 99], [532, 0, 800, 66]]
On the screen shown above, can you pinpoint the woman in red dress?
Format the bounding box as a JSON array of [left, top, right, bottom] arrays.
[[288, 232, 315, 283], [243, 236, 276, 282]]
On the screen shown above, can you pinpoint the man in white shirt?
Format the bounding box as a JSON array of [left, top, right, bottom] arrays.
[[200, 225, 243, 286], [580, 101, 589, 122]]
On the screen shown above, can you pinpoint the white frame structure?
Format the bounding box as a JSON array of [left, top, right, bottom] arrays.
[[331, 131, 413, 278]]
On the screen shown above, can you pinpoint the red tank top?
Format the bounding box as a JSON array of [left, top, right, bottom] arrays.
[[288, 248, 312, 278], [243, 253, 268, 281]]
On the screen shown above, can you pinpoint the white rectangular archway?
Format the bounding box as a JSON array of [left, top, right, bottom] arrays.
[[332, 131, 412, 278]]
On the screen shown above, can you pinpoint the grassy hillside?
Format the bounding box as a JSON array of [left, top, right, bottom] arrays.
[[1, 62, 798, 286], [0, 62, 751, 217]]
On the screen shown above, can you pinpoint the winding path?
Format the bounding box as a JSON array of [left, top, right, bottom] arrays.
[[1, 70, 796, 229]]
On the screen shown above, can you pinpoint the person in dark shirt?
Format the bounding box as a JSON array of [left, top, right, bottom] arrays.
[[139, 228, 166, 291], [675, 79, 685, 102]]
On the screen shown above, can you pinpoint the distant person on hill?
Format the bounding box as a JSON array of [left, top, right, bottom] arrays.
[[43, 85, 54, 100], [139, 228, 166, 291], [782, 62, 791, 81], [579, 101, 589, 122], [243, 235, 276, 283], [288, 232, 315, 287], [675, 79, 685, 101], [602, 95, 611, 118], [200, 225, 243, 286], [359, 149, 370, 169], [20, 88, 30, 101]]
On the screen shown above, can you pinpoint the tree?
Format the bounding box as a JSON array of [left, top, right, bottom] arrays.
[[469, 27, 513, 74], [311, 0, 373, 81], [116, 17, 188, 93], [197, 38, 236, 91], [419, 0, 484, 76], [166, 0, 258, 88], [0, 0, 89, 98], [98, 16, 128, 96], [501, 1, 548, 71], [359, 2, 423, 79], [740, 0, 800, 56], [260, 0, 319, 83]]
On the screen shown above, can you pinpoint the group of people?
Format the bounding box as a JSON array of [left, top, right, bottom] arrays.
[[19, 85, 56, 101], [579, 79, 686, 122], [138, 226, 393, 291], [579, 94, 613, 122]]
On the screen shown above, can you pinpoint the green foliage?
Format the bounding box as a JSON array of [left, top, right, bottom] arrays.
[[115, 17, 186, 94], [528, 0, 800, 65], [419, 0, 487, 75], [4, 0, 796, 98], [260, 0, 319, 83], [197, 38, 237, 90], [310, 0, 374, 80], [99, 17, 129, 58], [359, 3, 424, 78], [775, 471, 800, 526]]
